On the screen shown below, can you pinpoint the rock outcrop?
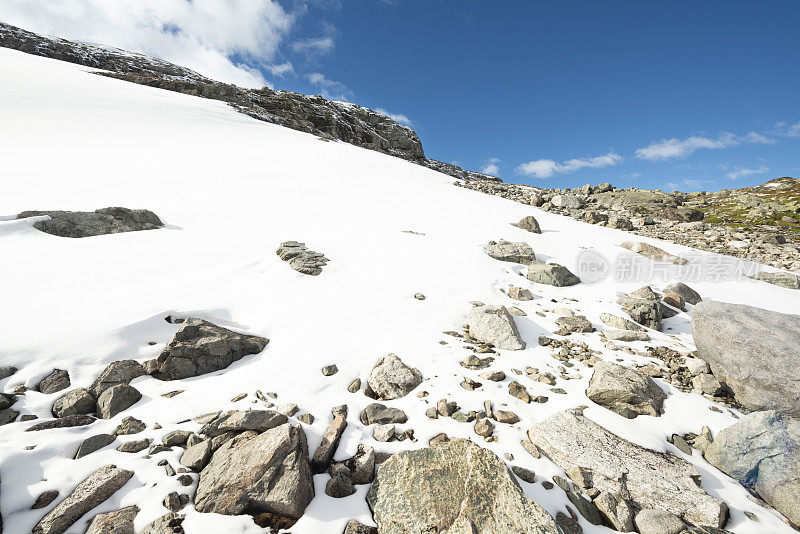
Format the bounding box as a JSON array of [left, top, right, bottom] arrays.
[[529, 408, 728, 528], [467, 305, 526, 350], [691, 300, 800, 415], [586, 361, 666, 418], [146, 319, 268, 380], [366, 438, 559, 533], [18, 208, 163, 238]]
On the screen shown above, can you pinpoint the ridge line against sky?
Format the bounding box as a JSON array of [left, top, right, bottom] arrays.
[[0, 0, 798, 192]]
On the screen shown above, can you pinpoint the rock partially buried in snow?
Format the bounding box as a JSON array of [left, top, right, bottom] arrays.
[[276, 241, 330, 275], [508, 286, 534, 301], [483, 240, 537, 265], [704, 410, 800, 526], [194, 424, 313, 523], [85, 505, 139, 534], [691, 300, 800, 416], [36, 369, 71, 394], [602, 329, 650, 342], [586, 361, 666, 418], [89, 360, 145, 397], [528, 408, 727, 528], [146, 318, 268, 381], [366, 438, 559, 533], [620, 241, 688, 265], [599, 312, 646, 332], [52, 388, 96, 418], [467, 305, 526, 350], [749, 271, 800, 289], [526, 263, 580, 286], [365, 354, 422, 400], [617, 294, 662, 331], [201, 410, 288, 437], [663, 282, 702, 305], [33, 465, 134, 534], [516, 215, 541, 233], [96, 384, 141, 419], [18, 207, 163, 238]]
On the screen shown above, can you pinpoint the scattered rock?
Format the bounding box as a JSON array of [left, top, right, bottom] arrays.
[[511, 466, 536, 483], [85, 505, 139, 534], [531, 408, 727, 528], [342, 444, 376, 485], [343, 520, 378, 534], [555, 315, 594, 334], [704, 410, 800, 526], [0, 408, 19, 426], [325, 466, 356, 498], [365, 354, 422, 400], [692, 374, 723, 396], [18, 207, 163, 238], [508, 286, 534, 301], [599, 312, 646, 332], [180, 439, 212, 471], [594, 491, 635, 532], [526, 263, 580, 286], [74, 434, 116, 459], [586, 361, 666, 418], [96, 384, 141, 419], [89, 360, 145, 397], [162, 430, 193, 447], [620, 241, 688, 264], [26, 414, 96, 432], [634, 508, 687, 534], [322, 364, 338, 376], [348, 378, 361, 393], [509, 382, 532, 403], [52, 388, 96, 418], [474, 418, 494, 437], [479, 370, 506, 381], [201, 410, 288, 437], [517, 215, 542, 233], [366, 438, 559, 533], [276, 241, 330, 275], [551, 194, 583, 209], [373, 424, 395, 442], [692, 300, 800, 415], [618, 295, 662, 330], [483, 240, 537, 265], [117, 439, 151, 453], [138, 513, 184, 534], [194, 424, 314, 522], [37, 369, 71, 394], [147, 318, 268, 380], [115, 416, 145, 435], [0, 366, 17, 380], [467, 305, 526, 350], [311, 408, 348, 473], [32, 465, 134, 534]]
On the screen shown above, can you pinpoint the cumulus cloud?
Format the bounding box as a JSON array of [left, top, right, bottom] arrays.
[[635, 131, 775, 161], [480, 157, 501, 176], [727, 165, 769, 180], [0, 0, 299, 87], [375, 108, 412, 126], [515, 152, 622, 179]]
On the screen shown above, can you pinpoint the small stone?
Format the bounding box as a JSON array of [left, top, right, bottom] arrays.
[[511, 466, 536, 483], [325, 471, 356, 498], [479, 370, 506, 381], [162, 431, 192, 447], [414, 293, 426, 300], [474, 418, 494, 437], [322, 365, 338, 376], [97, 385, 142, 419], [360, 403, 407, 425], [277, 403, 299, 416], [508, 286, 534, 301], [493, 410, 520, 424], [508, 381, 531, 403], [115, 416, 146, 435], [179, 440, 212, 471], [373, 424, 395, 442], [297, 413, 314, 424], [52, 388, 96, 418], [163, 491, 185, 512], [348, 378, 361, 393], [517, 215, 542, 233]]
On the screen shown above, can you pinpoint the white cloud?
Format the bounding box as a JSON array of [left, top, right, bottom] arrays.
[[788, 121, 800, 137], [635, 131, 774, 161], [665, 178, 715, 192], [305, 72, 350, 100], [0, 0, 300, 87], [480, 157, 500, 176], [515, 152, 622, 179], [265, 61, 294, 77], [291, 36, 335, 57], [727, 165, 769, 180], [375, 108, 412, 126]]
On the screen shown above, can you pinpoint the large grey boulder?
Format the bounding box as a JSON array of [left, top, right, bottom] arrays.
[[96, 384, 141, 419], [483, 240, 537, 265], [691, 301, 800, 415], [467, 305, 525, 350], [89, 360, 145, 397], [586, 361, 666, 418], [517, 215, 542, 234], [180, 439, 212, 471], [37, 369, 71, 394], [85, 505, 139, 534], [551, 194, 583, 209], [617, 295, 662, 330], [366, 438, 558, 533], [52, 388, 96, 418], [194, 423, 314, 521], [749, 271, 800, 289], [705, 410, 800, 526], [526, 263, 580, 286], [18, 207, 163, 238], [74, 434, 116, 459], [663, 282, 702, 305], [147, 319, 268, 380], [32, 465, 134, 534], [620, 241, 688, 265], [365, 354, 422, 400], [529, 408, 727, 528]]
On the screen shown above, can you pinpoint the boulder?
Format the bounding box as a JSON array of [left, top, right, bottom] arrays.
[[0, 408, 18, 426], [366, 438, 558, 533], [526, 263, 580, 286], [148, 318, 268, 380], [365, 354, 422, 400], [0, 393, 15, 410], [75, 434, 116, 459], [691, 300, 800, 415], [37, 369, 71, 394], [467, 305, 526, 350], [617, 296, 662, 330], [138, 513, 184, 534], [620, 241, 688, 265], [749, 271, 800, 289], [608, 215, 633, 230], [52, 388, 96, 418], [517, 215, 542, 233], [704, 410, 800, 526], [195, 424, 314, 521], [200, 410, 288, 437], [32, 465, 134, 534], [0, 366, 17, 380], [634, 509, 687, 534], [602, 329, 650, 342], [593, 491, 635, 532], [180, 439, 212, 471], [551, 194, 583, 209], [360, 403, 407, 425], [311, 409, 348, 474], [586, 361, 666, 418], [528, 408, 727, 528], [18, 207, 163, 238], [26, 414, 96, 431], [96, 385, 141, 419], [599, 312, 646, 332], [483, 240, 537, 265], [554, 315, 594, 334], [89, 360, 145, 397], [276, 241, 330, 276], [508, 286, 534, 301], [85, 505, 139, 534]]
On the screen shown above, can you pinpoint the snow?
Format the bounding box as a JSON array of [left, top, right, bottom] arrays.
[[0, 46, 796, 533]]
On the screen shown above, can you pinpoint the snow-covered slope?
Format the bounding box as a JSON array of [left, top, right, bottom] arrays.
[[0, 47, 796, 533]]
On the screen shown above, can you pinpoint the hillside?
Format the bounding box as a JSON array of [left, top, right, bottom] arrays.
[[0, 35, 799, 534]]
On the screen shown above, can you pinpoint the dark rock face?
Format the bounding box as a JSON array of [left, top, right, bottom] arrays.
[[691, 300, 800, 416], [36, 369, 71, 394], [367, 438, 558, 533], [147, 318, 268, 380], [18, 207, 163, 238]]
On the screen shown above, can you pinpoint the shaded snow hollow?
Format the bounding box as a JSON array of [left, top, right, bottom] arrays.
[[0, 47, 797, 533]]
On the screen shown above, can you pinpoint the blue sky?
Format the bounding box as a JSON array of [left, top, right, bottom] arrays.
[[2, 0, 799, 191]]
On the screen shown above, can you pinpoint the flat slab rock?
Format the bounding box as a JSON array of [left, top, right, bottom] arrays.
[[18, 207, 163, 238], [586, 361, 666, 418], [276, 241, 329, 275], [146, 318, 268, 380], [367, 438, 558, 533], [691, 300, 800, 416], [620, 241, 688, 265], [467, 304, 526, 350], [528, 408, 727, 528], [483, 240, 537, 265]]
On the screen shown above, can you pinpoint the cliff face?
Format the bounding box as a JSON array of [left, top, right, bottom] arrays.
[[0, 21, 499, 181]]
